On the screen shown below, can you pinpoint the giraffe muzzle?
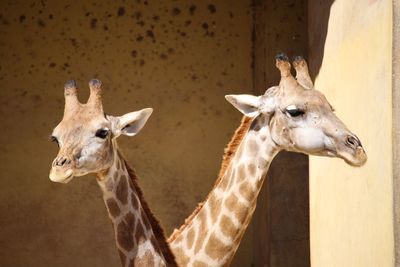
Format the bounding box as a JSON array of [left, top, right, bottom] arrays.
[[339, 134, 367, 167], [49, 156, 75, 183]]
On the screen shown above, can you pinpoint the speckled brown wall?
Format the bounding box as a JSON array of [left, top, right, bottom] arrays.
[[0, 1, 253, 266]]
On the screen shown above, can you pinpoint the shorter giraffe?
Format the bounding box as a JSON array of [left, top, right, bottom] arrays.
[[49, 80, 177, 267], [168, 54, 367, 266]]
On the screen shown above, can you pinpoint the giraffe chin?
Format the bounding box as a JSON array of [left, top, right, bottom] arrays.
[[49, 169, 74, 184], [338, 147, 367, 167]]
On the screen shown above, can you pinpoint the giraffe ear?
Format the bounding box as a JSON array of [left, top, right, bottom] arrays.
[[225, 94, 261, 117], [112, 108, 153, 137]]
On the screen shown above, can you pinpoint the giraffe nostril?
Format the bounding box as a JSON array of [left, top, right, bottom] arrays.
[[55, 157, 70, 166], [346, 135, 361, 149]]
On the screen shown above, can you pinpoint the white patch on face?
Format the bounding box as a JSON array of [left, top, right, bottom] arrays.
[[76, 138, 108, 173], [292, 127, 325, 153]]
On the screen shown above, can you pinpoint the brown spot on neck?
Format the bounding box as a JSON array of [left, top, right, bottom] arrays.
[[116, 175, 128, 204], [106, 198, 121, 218], [117, 219, 135, 251], [186, 228, 195, 249], [204, 233, 230, 260]]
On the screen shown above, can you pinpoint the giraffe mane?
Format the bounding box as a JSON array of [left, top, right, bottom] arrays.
[[122, 157, 178, 267], [168, 116, 253, 242]]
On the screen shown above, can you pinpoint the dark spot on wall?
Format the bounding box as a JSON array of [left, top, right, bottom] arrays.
[[184, 20, 191, 26], [229, 11, 234, 18], [133, 11, 142, 19], [202, 22, 209, 30], [160, 53, 168, 60], [131, 50, 137, 58], [31, 95, 42, 103], [117, 7, 125, 16], [146, 30, 154, 40], [180, 32, 187, 37], [137, 20, 145, 27], [19, 15, 26, 23], [37, 19, 45, 27], [208, 4, 216, 14], [136, 35, 143, 41], [49, 14, 53, 19], [90, 18, 97, 29], [85, 12, 91, 17], [152, 15, 159, 22], [191, 74, 198, 81], [49, 62, 56, 68], [69, 38, 78, 48], [189, 4, 196, 15], [139, 59, 145, 66], [172, 7, 181, 16], [62, 63, 70, 70], [167, 48, 174, 54], [103, 24, 109, 31]]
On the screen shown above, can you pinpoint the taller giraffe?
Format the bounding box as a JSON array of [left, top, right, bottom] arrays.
[[168, 54, 367, 266], [49, 79, 177, 267]]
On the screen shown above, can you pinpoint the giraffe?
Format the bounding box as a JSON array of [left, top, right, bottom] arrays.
[[167, 54, 367, 266], [49, 79, 177, 267]]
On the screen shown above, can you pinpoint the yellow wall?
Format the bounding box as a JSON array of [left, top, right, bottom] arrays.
[[309, 1, 393, 266]]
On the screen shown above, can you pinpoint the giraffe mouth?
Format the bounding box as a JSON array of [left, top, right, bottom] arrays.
[[339, 146, 367, 167], [49, 169, 74, 184]]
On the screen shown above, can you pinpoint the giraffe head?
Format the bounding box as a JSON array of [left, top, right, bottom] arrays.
[[226, 53, 367, 166], [49, 79, 152, 183]]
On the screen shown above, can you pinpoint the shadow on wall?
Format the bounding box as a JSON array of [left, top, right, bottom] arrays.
[[308, 0, 335, 78]]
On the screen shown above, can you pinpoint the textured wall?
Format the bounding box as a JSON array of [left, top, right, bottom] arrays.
[[0, 1, 253, 266], [309, 0, 394, 266]]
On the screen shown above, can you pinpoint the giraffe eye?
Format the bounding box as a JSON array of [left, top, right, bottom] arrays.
[[49, 135, 59, 147], [286, 105, 305, 117], [95, 128, 109, 139]]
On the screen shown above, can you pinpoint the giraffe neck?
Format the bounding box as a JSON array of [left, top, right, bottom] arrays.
[[97, 145, 176, 267], [168, 116, 279, 266]]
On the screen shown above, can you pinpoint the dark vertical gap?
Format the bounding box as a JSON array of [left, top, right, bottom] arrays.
[[252, 1, 310, 266]]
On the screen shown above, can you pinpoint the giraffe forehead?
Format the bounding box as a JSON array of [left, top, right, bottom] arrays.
[[279, 89, 331, 110], [54, 112, 109, 138]]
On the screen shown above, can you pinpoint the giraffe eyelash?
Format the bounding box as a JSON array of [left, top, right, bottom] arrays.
[[49, 135, 59, 146]]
